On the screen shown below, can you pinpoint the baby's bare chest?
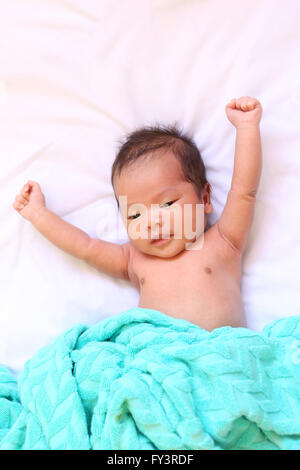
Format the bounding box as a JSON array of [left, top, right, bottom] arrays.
[[135, 248, 243, 330], [128, 237, 244, 329], [132, 247, 240, 297]]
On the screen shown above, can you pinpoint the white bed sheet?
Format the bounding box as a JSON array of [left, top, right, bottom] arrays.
[[0, 0, 300, 374]]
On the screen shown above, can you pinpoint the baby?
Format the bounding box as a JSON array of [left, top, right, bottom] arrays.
[[13, 96, 262, 331]]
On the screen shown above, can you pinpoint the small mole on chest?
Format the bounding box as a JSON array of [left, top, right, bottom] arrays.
[[140, 277, 145, 285], [204, 267, 212, 274]]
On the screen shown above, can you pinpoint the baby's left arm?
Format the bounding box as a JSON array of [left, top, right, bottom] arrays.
[[217, 96, 263, 252]]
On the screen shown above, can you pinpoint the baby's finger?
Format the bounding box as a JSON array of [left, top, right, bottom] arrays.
[[22, 181, 38, 195], [21, 187, 30, 200], [235, 97, 249, 110], [13, 201, 25, 211], [238, 96, 260, 111], [237, 101, 251, 111], [16, 195, 27, 205], [245, 98, 259, 109], [226, 98, 236, 109], [239, 101, 249, 110], [251, 98, 262, 108], [27, 180, 41, 190]]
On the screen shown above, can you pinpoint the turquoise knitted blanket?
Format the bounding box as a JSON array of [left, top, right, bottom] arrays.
[[0, 308, 300, 450]]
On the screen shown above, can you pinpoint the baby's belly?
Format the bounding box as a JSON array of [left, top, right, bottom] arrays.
[[138, 281, 246, 331]]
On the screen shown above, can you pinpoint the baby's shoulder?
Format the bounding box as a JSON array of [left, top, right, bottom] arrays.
[[122, 242, 141, 288]]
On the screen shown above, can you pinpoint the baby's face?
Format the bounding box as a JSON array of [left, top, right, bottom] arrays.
[[114, 150, 212, 258]]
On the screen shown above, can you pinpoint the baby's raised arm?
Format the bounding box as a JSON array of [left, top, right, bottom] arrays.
[[217, 96, 263, 252], [13, 181, 130, 280]]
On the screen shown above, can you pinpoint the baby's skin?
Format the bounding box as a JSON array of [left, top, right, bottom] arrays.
[[13, 96, 262, 331]]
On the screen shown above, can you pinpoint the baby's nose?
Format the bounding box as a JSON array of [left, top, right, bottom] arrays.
[[147, 206, 163, 229]]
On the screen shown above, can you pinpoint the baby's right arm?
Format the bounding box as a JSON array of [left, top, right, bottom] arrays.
[[13, 181, 130, 280]]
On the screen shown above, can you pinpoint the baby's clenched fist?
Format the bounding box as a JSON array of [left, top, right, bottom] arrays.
[[225, 96, 263, 128], [13, 180, 46, 223]]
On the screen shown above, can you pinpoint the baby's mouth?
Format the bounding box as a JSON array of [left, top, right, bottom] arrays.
[[150, 234, 174, 245]]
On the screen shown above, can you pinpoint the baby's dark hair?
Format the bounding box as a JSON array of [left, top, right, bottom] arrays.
[[111, 123, 208, 204]]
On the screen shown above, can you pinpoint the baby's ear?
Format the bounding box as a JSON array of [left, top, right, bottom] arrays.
[[205, 203, 213, 214], [201, 183, 212, 213]]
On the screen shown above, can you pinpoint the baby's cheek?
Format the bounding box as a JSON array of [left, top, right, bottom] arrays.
[[170, 206, 184, 236], [127, 220, 144, 241], [162, 212, 174, 235]]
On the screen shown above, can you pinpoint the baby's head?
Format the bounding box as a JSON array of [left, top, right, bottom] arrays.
[[111, 124, 212, 258]]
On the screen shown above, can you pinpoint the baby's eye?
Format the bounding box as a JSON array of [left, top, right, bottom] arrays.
[[128, 213, 140, 220], [160, 200, 176, 208]]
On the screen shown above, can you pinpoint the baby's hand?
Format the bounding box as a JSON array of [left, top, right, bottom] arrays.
[[13, 180, 46, 223], [225, 96, 262, 128]]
